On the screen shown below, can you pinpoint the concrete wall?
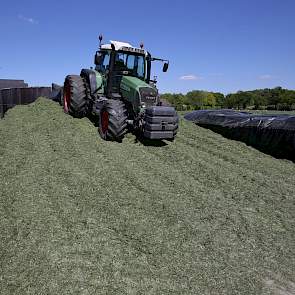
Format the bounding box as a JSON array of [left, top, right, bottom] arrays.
[[0, 87, 52, 118], [0, 79, 28, 90]]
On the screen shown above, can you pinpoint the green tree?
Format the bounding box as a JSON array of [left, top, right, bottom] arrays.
[[203, 92, 216, 108], [213, 92, 225, 107]]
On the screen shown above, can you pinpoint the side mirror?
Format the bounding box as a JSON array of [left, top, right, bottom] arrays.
[[163, 62, 169, 72], [95, 51, 103, 65]]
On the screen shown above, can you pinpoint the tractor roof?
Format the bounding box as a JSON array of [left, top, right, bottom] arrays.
[[101, 40, 146, 55]]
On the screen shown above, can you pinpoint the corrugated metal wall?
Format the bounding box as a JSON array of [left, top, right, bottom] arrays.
[[0, 87, 52, 118]]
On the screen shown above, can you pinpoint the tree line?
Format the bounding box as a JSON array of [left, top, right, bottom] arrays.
[[160, 87, 295, 111]]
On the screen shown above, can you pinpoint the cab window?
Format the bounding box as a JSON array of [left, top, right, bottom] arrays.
[[96, 51, 110, 73], [115, 52, 145, 79]]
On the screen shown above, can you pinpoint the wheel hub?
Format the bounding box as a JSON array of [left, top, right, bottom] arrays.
[[101, 110, 109, 134], [63, 82, 71, 113]]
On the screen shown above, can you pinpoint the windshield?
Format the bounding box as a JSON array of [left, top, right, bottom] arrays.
[[115, 52, 145, 79], [96, 51, 110, 73]]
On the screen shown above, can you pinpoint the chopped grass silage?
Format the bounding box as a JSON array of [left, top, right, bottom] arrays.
[[0, 98, 295, 294]]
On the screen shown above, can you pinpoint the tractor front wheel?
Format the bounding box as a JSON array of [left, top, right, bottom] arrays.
[[98, 100, 128, 142], [63, 75, 89, 118]]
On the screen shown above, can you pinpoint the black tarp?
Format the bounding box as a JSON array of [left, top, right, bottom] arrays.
[[184, 109, 295, 161], [0, 92, 4, 119], [48, 83, 63, 103]]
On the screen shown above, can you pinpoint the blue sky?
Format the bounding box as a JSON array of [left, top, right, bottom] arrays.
[[0, 0, 294, 94]]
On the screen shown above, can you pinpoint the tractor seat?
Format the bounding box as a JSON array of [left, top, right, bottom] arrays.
[[115, 60, 127, 72]]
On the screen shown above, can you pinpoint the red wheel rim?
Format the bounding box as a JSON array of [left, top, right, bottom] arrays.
[[101, 110, 109, 134], [63, 82, 71, 113]]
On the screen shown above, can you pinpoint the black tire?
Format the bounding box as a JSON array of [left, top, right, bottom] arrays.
[[98, 99, 128, 142], [63, 75, 88, 118]]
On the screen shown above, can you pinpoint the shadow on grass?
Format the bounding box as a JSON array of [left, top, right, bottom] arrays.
[[87, 113, 99, 126], [134, 136, 168, 147], [88, 114, 168, 146]]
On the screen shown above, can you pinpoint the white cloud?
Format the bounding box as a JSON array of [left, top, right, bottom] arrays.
[[179, 75, 203, 81], [18, 14, 39, 24], [258, 74, 273, 80]]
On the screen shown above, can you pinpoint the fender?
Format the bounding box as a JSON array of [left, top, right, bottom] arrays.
[[80, 69, 103, 95]]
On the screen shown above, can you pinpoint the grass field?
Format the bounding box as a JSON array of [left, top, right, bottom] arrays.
[[0, 98, 295, 294]]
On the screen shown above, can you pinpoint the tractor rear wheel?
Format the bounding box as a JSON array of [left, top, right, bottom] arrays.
[[98, 99, 128, 142], [63, 75, 88, 118]]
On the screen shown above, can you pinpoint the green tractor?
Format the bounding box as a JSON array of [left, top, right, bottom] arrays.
[[62, 36, 178, 141]]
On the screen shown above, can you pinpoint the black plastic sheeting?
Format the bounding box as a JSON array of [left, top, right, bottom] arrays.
[[49, 83, 63, 103], [184, 109, 295, 161]]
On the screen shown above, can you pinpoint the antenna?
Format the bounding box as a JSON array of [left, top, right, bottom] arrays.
[[99, 34, 103, 48]]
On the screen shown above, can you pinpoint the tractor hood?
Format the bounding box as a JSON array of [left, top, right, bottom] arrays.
[[120, 76, 159, 112]]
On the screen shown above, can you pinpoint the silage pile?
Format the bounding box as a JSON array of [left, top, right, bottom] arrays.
[[0, 98, 295, 294], [184, 109, 295, 161]]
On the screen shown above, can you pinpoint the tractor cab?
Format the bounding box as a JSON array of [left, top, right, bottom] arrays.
[[94, 41, 169, 94], [95, 41, 147, 95], [94, 40, 171, 112]]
